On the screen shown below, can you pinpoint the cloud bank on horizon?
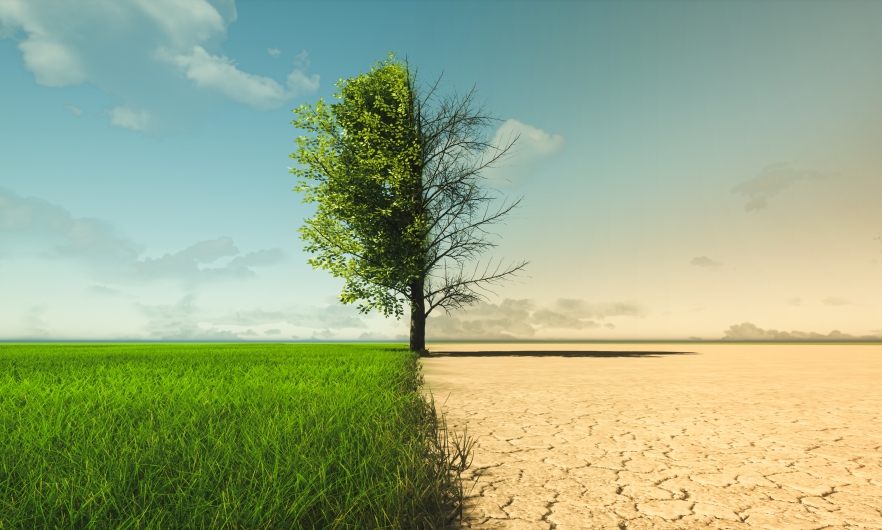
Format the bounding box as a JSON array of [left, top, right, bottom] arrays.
[[4, 166, 880, 341], [723, 322, 879, 342], [425, 298, 642, 340]]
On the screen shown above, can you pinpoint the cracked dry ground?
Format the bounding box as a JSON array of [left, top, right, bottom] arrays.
[[420, 343, 882, 530]]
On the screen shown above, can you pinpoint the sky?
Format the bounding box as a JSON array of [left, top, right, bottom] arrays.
[[2, 0, 882, 342]]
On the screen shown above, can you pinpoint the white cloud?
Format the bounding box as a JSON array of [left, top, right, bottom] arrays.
[[0, 0, 318, 134], [105, 106, 151, 132], [286, 68, 320, 95], [493, 119, 565, 158], [179, 236, 240, 262], [134, 236, 285, 281], [483, 120, 564, 188], [732, 163, 839, 212], [131, 0, 228, 50], [0, 187, 284, 283], [267, 47, 280, 58], [292, 50, 308, 68], [135, 236, 238, 276], [1, 186, 142, 262], [228, 248, 285, 268], [19, 36, 87, 87], [264, 328, 281, 335], [691, 256, 722, 269], [786, 298, 804, 306], [158, 45, 319, 111], [63, 104, 85, 116]]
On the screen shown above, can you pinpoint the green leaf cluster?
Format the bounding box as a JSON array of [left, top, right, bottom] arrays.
[[290, 53, 426, 319]]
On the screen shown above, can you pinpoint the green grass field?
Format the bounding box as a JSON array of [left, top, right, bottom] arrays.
[[0, 343, 473, 529]]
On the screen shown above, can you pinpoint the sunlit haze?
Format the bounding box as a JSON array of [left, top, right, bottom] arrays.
[[2, 0, 881, 341]]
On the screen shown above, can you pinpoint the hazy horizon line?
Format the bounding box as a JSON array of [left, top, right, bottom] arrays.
[[2, 340, 881, 345]]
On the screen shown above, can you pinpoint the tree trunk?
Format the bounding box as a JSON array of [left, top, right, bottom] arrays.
[[409, 278, 426, 353]]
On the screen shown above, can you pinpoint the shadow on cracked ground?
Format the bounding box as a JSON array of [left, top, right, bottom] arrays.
[[427, 351, 697, 358]]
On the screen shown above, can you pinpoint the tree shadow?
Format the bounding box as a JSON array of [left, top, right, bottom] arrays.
[[426, 350, 697, 358]]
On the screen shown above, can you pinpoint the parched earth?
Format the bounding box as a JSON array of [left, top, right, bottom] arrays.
[[420, 343, 882, 529]]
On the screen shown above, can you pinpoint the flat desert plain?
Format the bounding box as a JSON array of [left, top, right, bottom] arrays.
[[420, 343, 882, 529]]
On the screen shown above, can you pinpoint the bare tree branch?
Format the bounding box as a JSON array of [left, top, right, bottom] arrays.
[[424, 258, 530, 317], [392, 68, 531, 323]]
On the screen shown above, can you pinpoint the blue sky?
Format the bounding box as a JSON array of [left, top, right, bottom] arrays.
[[2, 0, 882, 341]]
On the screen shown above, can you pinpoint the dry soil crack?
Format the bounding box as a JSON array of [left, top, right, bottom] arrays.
[[422, 343, 882, 529]]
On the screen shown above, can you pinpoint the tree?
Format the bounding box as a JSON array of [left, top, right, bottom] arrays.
[[289, 53, 528, 353]]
